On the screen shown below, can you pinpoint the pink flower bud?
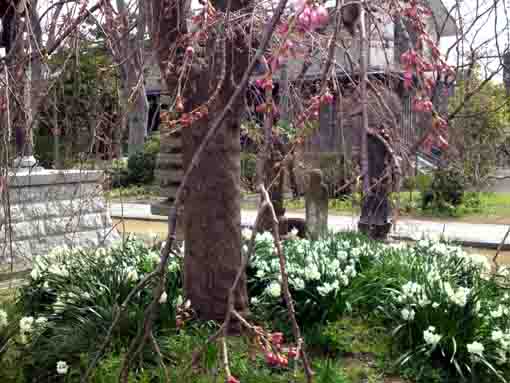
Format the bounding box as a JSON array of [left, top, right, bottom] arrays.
[[438, 135, 449, 149], [271, 57, 282, 71], [321, 92, 334, 104], [422, 100, 433, 111], [298, 12, 310, 29], [293, 0, 305, 11], [310, 9, 320, 29], [279, 23, 289, 34], [271, 332, 284, 345], [316, 5, 329, 27], [265, 352, 278, 366], [403, 71, 413, 90], [288, 347, 299, 359]]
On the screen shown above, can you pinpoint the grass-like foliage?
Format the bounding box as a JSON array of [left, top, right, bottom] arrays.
[[1, 232, 510, 382], [12, 239, 182, 381], [248, 232, 510, 382]]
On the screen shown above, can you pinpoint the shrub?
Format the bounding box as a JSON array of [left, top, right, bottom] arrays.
[[144, 133, 160, 156], [109, 134, 159, 188], [317, 154, 353, 198], [109, 158, 129, 188], [403, 173, 432, 192], [15, 239, 182, 380], [241, 153, 257, 192], [126, 151, 156, 185], [422, 167, 466, 211]]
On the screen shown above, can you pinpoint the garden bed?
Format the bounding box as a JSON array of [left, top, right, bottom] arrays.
[[1, 233, 510, 382]]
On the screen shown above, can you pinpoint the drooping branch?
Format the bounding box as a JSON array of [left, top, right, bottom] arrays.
[[112, 0, 292, 379]]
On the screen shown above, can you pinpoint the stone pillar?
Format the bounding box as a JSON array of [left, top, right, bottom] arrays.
[[150, 112, 185, 238], [305, 169, 328, 240], [358, 136, 392, 240], [151, 129, 183, 208]]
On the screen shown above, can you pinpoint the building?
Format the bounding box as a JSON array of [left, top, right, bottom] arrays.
[[148, 1, 457, 211]]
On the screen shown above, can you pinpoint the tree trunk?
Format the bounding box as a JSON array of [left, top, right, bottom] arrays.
[[182, 20, 248, 323], [127, 89, 148, 155], [182, 115, 247, 321], [122, 61, 148, 156], [152, 0, 249, 323], [181, 59, 248, 321]]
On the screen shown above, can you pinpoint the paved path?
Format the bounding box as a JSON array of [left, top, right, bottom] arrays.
[[109, 203, 510, 249]]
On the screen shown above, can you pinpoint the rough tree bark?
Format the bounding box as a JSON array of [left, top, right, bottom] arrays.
[[151, 0, 250, 322]]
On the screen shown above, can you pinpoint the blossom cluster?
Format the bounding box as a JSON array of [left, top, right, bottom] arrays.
[[383, 238, 510, 375], [249, 233, 365, 300], [27, 239, 181, 316], [19, 316, 48, 344]]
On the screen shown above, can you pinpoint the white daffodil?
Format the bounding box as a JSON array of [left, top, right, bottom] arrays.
[[401, 308, 415, 321], [19, 316, 34, 333], [467, 341, 484, 357], [30, 267, 40, 281], [56, 361, 69, 375], [242, 228, 253, 240], [126, 267, 139, 282], [492, 330, 504, 342], [423, 327, 442, 346], [35, 317, 48, 327], [53, 296, 66, 314], [491, 305, 504, 319], [0, 310, 8, 328], [159, 292, 168, 304], [48, 264, 69, 278], [266, 281, 281, 297]]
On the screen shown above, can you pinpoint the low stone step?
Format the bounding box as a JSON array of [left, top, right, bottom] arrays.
[[156, 153, 183, 168], [155, 170, 184, 184], [158, 185, 180, 198]]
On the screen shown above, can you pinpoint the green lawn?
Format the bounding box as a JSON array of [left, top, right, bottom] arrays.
[[105, 184, 161, 202], [276, 192, 510, 224]]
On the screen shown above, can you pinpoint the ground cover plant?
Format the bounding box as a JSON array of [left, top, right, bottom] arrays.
[[1, 234, 509, 382]]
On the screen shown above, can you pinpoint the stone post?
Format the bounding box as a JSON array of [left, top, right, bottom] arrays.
[[358, 136, 392, 240], [150, 109, 185, 239], [305, 169, 328, 240]]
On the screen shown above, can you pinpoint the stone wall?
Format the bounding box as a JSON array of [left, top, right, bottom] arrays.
[[0, 169, 119, 271]]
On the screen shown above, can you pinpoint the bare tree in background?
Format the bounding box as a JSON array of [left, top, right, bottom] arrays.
[[102, 0, 149, 156]]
